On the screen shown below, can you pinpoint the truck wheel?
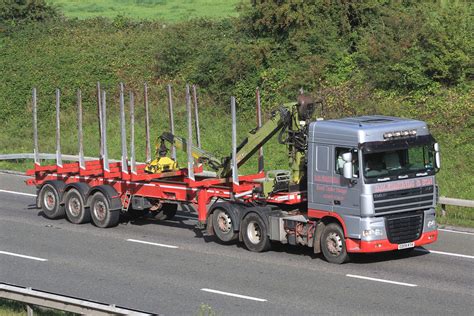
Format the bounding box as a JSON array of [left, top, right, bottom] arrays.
[[153, 203, 177, 220], [64, 188, 90, 224], [241, 213, 271, 252], [212, 207, 238, 243], [90, 192, 120, 228], [321, 223, 349, 264], [39, 183, 65, 219]]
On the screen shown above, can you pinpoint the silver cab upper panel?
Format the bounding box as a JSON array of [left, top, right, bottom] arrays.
[[308, 115, 430, 146]]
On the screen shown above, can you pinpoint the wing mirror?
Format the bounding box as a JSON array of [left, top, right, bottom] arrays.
[[434, 143, 441, 169], [342, 152, 353, 179]]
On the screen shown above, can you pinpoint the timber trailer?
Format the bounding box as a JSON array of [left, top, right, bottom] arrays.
[[25, 83, 441, 264]]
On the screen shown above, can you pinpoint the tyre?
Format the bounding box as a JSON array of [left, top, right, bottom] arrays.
[[321, 223, 349, 264], [39, 183, 65, 219], [90, 192, 120, 228], [153, 203, 177, 220], [212, 207, 238, 243], [241, 213, 271, 252], [64, 188, 90, 224]]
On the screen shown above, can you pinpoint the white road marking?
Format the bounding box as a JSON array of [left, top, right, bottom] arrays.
[[201, 288, 267, 302], [127, 239, 178, 249], [438, 228, 474, 236], [346, 274, 417, 287], [0, 189, 36, 197], [415, 249, 474, 259], [0, 251, 47, 262]]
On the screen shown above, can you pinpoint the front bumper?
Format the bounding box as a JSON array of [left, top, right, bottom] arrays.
[[346, 230, 438, 253]]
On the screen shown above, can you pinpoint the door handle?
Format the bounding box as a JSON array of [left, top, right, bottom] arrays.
[[334, 200, 341, 205]]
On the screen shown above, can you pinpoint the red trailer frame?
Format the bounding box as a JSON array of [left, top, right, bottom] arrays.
[[26, 160, 305, 224]]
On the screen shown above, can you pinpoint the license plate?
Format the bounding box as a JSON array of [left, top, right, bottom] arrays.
[[398, 242, 415, 250]]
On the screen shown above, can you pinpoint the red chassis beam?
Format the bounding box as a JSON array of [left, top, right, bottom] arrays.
[[26, 160, 304, 223]]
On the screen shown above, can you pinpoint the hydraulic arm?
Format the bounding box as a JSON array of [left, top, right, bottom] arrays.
[[146, 95, 318, 187]]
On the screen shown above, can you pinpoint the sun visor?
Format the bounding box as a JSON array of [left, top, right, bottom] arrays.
[[360, 135, 436, 153]]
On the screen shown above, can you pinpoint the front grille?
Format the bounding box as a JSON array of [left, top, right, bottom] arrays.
[[374, 185, 434, 214], [386, 211, 423, 244]]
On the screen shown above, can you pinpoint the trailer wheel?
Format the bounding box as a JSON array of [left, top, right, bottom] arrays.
[[39, 183, 65, 219], [212, 207, 238, 243], [64, 188, 90, 224], [153, 203, 177, 220], [90, 192, 120, 228], [241, 213, 271, 252], [321, 223, 349, 264]]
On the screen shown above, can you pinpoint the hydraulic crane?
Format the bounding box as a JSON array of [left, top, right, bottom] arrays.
[[145, 95, 319, 192]]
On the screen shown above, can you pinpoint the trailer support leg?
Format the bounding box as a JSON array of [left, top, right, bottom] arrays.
[[197, 189, 209, 226]]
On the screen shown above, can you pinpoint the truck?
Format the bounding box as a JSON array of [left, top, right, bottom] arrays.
[[25, 83, 441, 264]]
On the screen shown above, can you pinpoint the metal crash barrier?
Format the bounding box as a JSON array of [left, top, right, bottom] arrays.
[[0, 283, 153, 316]]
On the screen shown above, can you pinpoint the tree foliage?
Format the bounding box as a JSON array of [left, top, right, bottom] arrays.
[[0, 0, 60, 30]]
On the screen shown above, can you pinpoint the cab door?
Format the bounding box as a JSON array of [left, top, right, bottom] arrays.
[[332, 147, 361, 217]]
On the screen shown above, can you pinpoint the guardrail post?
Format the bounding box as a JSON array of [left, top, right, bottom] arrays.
[[27, 304, 34, 316]]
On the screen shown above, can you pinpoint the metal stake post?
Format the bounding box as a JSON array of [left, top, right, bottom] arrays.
[[32, 88, 40, 166], [186, 85, 195, 181], [256, 87, 264, 173], [97, 82, 103, 158], [101, 90, 109, 173], [231, 96, 239, 186], [119, 83, 128, 174], [167, 84, 176, 160], [144, 83, 151, 163], [77, 89, 85, 170], [55, 89, 63, 168], [192, 84, 202, 148], [130, 92, 137, 175]]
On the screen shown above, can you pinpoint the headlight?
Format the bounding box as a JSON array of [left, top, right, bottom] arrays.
[[363, 229, 383, 237], [427, 220, 437, 228]]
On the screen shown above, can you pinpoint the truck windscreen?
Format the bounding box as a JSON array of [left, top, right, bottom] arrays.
[[362, 144, 435, 183]]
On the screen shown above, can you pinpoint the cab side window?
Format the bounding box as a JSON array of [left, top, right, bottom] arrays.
[[335, 147, 359, 177]]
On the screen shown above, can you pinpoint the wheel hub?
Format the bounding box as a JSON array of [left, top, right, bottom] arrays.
[[44, 192, 55, 210], [68, 197, 81, 216], [326, 232, 343, 256], [247, 221, 262, 244], [217, 211, 232, 233], [94, 201, 106, 221]]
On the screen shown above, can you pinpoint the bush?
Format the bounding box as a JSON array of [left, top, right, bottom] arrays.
[[0, 0, 60, 30]]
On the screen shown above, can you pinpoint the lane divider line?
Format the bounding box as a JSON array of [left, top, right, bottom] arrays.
[[346, 274, 417, 287], [0, 189, 36, 197], [438, 228, 474, 236], [415, 248, 474, 259], [127, 239, 179, 249], [201, 288, 267, 302], [0, 251, 47, 262]]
